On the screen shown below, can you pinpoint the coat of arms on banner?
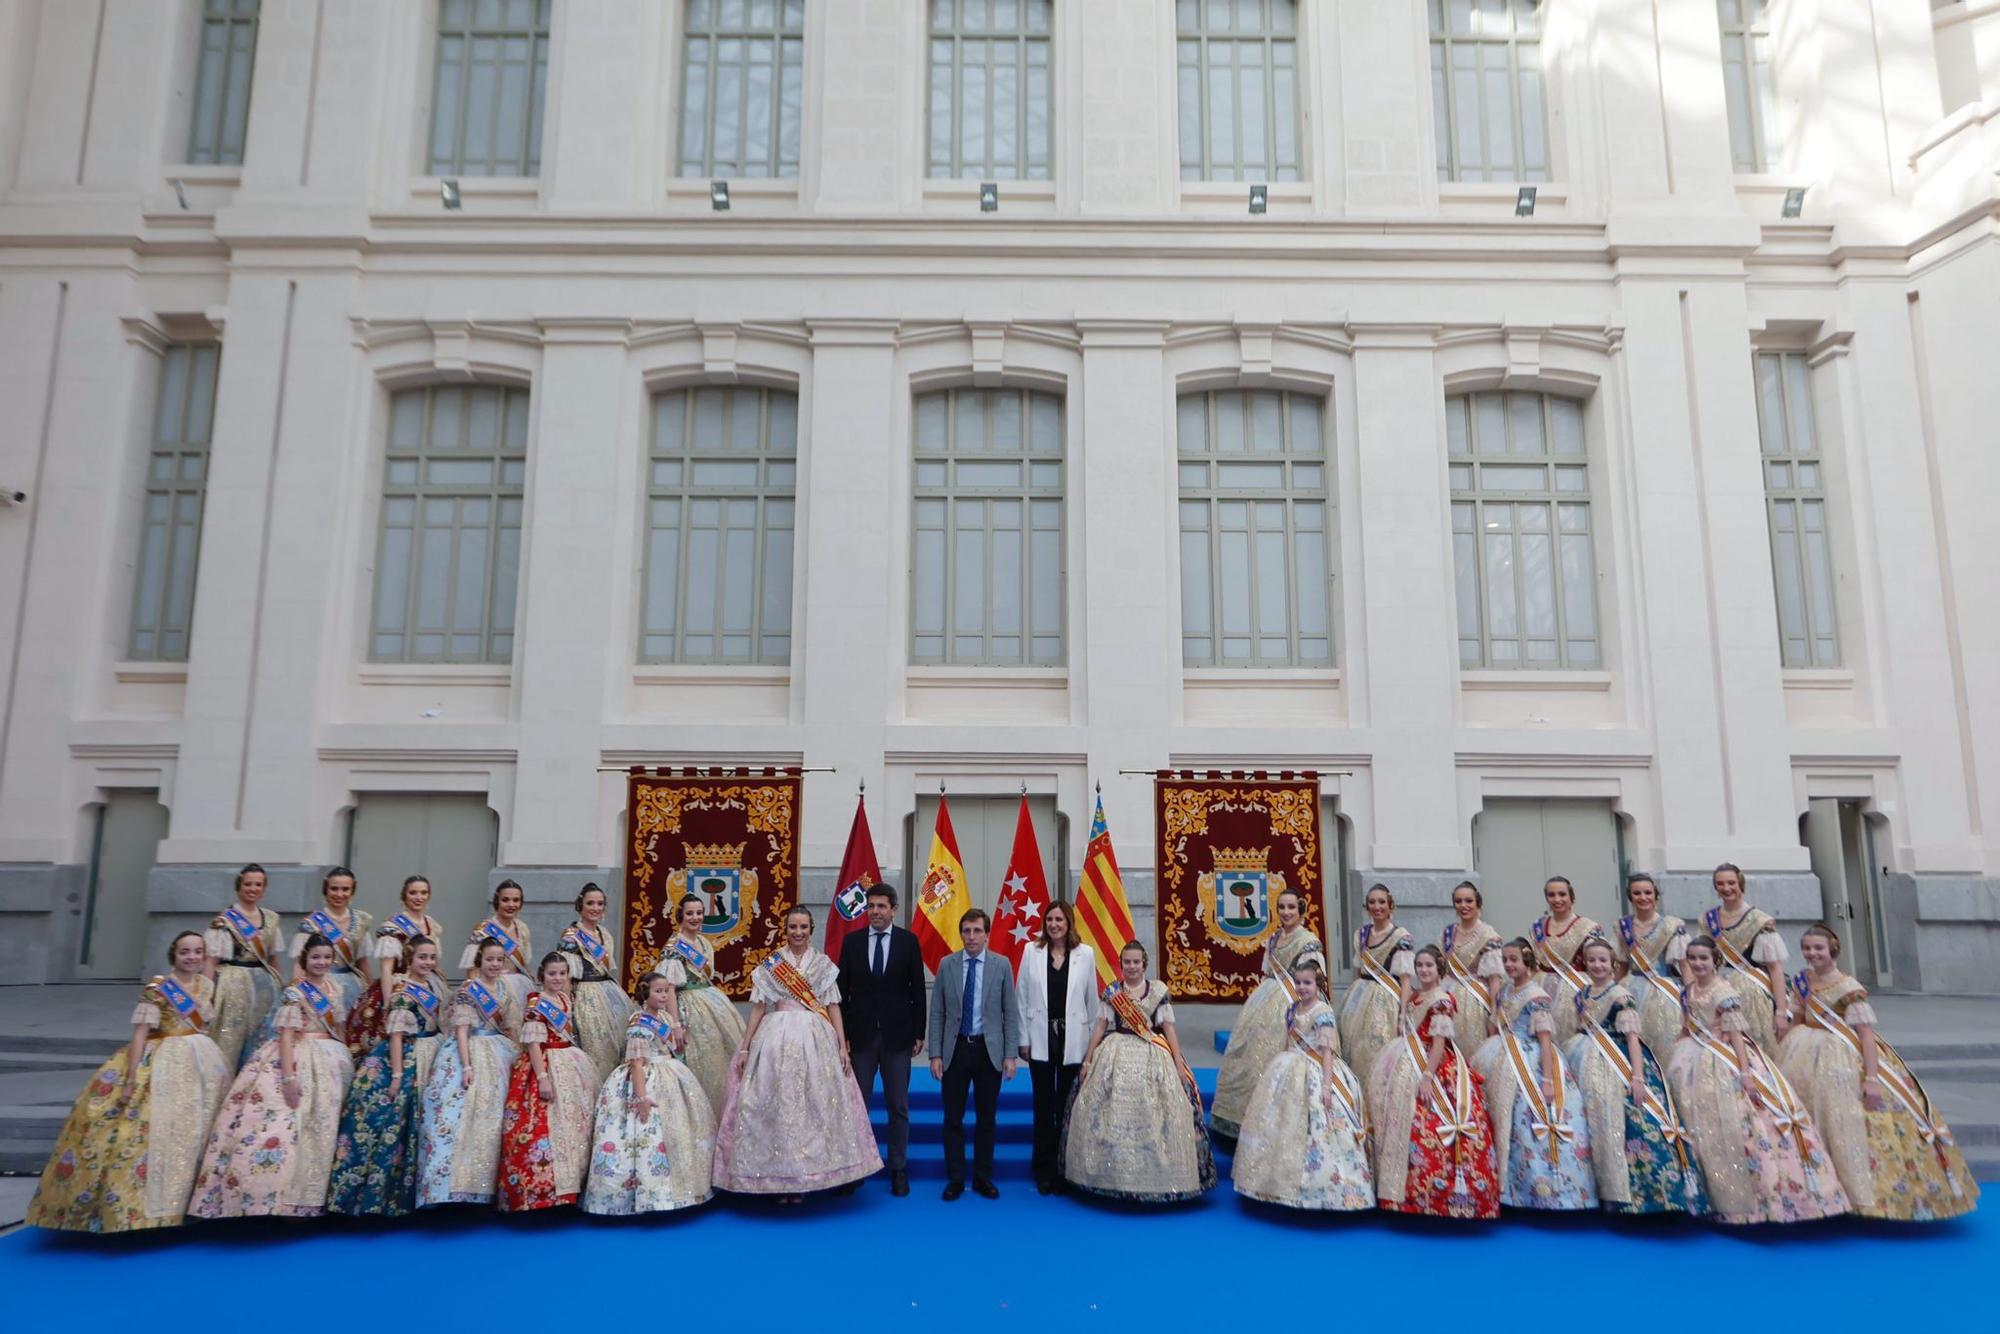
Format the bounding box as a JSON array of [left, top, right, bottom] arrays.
[[1196, 847, 1287, 954], [666, 843, 760, 952]]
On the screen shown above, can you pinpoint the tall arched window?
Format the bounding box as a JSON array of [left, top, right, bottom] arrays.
[[370, 384, 529, 663], [1446, 390, 1599, 668], [641, 386, 798, 664]]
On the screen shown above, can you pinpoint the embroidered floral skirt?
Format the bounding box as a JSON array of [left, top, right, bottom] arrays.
[[582, 1054, 716, 1216], [1060, 1033, 1215, 1203], [188, 1035, 354, 1218], [1230, 1049, 1373, 1211], [416, 1029, 518, 1206], [497, 1041, 597, 1211], [325, 1034, 443, 1217]]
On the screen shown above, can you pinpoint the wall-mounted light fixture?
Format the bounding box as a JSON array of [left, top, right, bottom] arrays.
[[1515, 186, 1537, 217], [1781, 186, 1806, 219], [171, 179, 190, 211], [710, 180, 731, 211], [1248, 183, 1268, 215], [440, 178, 462, 209], [979, 181, 999, 212]]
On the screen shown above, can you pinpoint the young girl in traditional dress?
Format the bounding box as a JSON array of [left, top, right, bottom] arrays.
[[1778, 923, 1978, 1220], [1472, 938, 1597, 1210], [326, 935, 450, 1217], [1438, 881, 1503, 1050], [1231, 962, 1373, 1212], [1704, 863, 1791, 1055], [1666, 936, 1846, 1225], [712, 907, 881, 1200], [498, 952, 600, 1211], [1062, 941, 1216, 1203], [245, 866, 374, 1060], [558, 883, 636, 1082], [1564, 936, 1707, 1215], [1338, 884, 1412, 1097], [1530, 875, 1602, 1044], [1211, 889, 1326, 1139], [417, 939, 521, 1207], [205, 863, 285, 1071], [583, 971, 716, 1216], [351, 875, 446, 1059], [1614, 873, 1690, 1061], [1367, 945, 1499, 1219], [189, 934, 356, 1218], [28, 932, 231, 1233], [460, 878, 534, 1015], [663, 892, 745, 1114]]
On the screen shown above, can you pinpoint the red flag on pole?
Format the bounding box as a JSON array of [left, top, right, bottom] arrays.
[[822, 792, 882, 957], [991, 793, 1051, 969]]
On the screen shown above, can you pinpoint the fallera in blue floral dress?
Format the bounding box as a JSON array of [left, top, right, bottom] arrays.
[[1470, 980, 1598, 1210], [326, 973, 449, 1217]]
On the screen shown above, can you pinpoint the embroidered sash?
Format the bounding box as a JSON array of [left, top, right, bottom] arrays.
[[1619, 916, 1684, 1006], [478, 919, 526, 971], [400, 975, 442, 1018], [1288, 1007, 1366, 1131], [219, 905, 275, 964], [1441, 926, 1495, 1013], [294, 980, 342, 1040], [303, 909, 363, 969], [1499, 1015, 1574, 1162], [1795, 977, 1957, 1169], [1105, 983, 1199, 1099], [1355, 925, 1406, 999], [529, 995, 572, 1036], [1704, 907, 1776, 1003], [151, 976, 205, 1031], [1403, 1026, 1481, 1198], [670, 935, 711, 982], [1532, 918, 1591, 996], [1580, 1012, 1689, 1167], [564, 926, 611, 977], [385, 913, 423, 939], [630, 1011, 674, 1044], [461, 979, 515, 1039], [1685, 1004, 1812, 1156], [764, 954, 832, 1025]]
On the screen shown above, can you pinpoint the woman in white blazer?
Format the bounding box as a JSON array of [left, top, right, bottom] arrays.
[[1015, 900, 1100, 1195]]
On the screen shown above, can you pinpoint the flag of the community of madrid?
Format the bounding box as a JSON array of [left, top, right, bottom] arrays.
[[913, 794, 973, 972], [822, 792, 882, 958], [1074, 794, 1138, 988], [991, 794, 1051, 969]]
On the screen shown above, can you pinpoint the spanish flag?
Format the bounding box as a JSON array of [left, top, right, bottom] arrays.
[[1075, 793, 1139, 988], [912, 794, 973, 973]]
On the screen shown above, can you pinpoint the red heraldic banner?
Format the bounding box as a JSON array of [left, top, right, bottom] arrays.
[[822, 792, 882, 958], [624, 767, 803, 1000], [1155, 771, 1324, 1001]]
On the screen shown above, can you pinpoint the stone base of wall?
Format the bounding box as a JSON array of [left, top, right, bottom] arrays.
[[0, 862, 86, 982], [1898, 872, 2000, 994]]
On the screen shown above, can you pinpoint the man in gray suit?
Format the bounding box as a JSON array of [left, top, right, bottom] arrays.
[[927, 908, 1021, 1199]]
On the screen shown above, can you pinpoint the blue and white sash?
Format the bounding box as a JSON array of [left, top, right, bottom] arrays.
[[154, 975, 202, 1026], [530, 995, 572, 1035]]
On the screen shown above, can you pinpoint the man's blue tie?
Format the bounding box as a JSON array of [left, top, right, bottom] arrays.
[[960, 954, 979, 1037]]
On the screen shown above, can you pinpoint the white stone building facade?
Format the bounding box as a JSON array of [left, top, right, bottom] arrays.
[[1, 0, 1997, 991]]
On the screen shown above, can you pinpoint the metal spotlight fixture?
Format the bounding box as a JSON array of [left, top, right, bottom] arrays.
[[1248, 183, 1268, 215], [1515, 185, 1537, 217], [979, 181, 999, 212], [1781, 186, 1806, 219], [709, 179, 731, 211], [170, 178, 190, 210], [440, 178, 462, 210]]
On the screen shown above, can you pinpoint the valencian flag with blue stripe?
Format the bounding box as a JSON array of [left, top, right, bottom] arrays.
[[1074, 792, 1138, 989]]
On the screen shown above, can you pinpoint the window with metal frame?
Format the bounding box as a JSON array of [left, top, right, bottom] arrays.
[[1447, 391, 1600, 668], [911, 387, 1065, 666], [1176, 389, 1334, 667], [1754, 352, 1839, 667], [1718, 0, 1779, 173], [370, 384, 529, 663], [1175, 0, 1301, 183], [642, 387, 798, 665], [187, 0, 259, 166], [428, 0, 551, 177], [1428, 0, 1550, 184], [927, 0, 1053, 181], [129, 345, 221, 662], [678, 0, 805, 180]]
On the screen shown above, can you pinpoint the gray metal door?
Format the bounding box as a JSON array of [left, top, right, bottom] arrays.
[[347, 794, 499, 937], [1471, 798, 1620, 934], [78, 792, 168, 979], [1805, 797, 1886, 986]]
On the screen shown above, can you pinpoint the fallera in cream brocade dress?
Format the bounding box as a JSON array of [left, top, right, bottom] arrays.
[[582, 1012, 716, 1215], [1210, 927, 1327, 1138], [27, 977, 231, 1233], [416, 983, 522, 1206], [663, 932, 747, 1116], [1338, 924, 1413, 1100], [1230, 998, 1373, 1211], [1061, 980, 1216, 1203]]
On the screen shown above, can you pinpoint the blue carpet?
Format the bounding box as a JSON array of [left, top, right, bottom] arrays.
[[4, 1067, 1993, 1326]]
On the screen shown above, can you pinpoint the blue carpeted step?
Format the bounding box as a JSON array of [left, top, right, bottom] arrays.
[[1214, 1029, 1232, 1052]]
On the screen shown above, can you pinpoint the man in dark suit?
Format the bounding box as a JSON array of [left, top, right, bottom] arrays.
[[927, 908, 1021, 1200], [837, 882, 926, 1196]]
